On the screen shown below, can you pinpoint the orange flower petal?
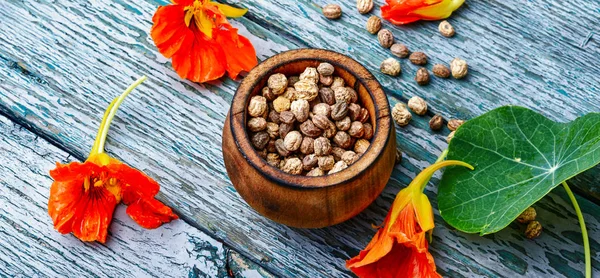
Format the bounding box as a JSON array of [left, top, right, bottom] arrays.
[[48, 179, 85, 234], [215, 27, 258, 79], [126, 198, 179, 229], [71, 187, 117, 243], [382, 0, 462, 25], [347, 203, 441, 277], [150, 0, 257, 83]]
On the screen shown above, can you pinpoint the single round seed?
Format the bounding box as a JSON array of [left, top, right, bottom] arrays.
[[432, 64, 451, 78], [409, 52, 427, 65], [322, 4, 342, 19], [366, 16, 382, 34], [390, 43, 409, 58], [408, 96, 427, 115], [415, 68, 430, 85], [356, 0, 374, 14], [380, 58, 401, 76], [438, 20, 455, 37], [377, 29, 394, 48], [429, 115, 444, 131]]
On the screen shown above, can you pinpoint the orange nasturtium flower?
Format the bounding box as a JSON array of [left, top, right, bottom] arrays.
[[48, 76, 178, 243], [382, 0, 465, 25], [347, 159, 473, 278], [150, 0, 258, 83]]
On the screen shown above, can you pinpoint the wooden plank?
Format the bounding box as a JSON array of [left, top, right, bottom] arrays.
[[0, 115, 235, 277], [0, 0, 598, 277]]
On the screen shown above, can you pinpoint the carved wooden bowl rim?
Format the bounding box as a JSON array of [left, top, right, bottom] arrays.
[[229, 48, 392, 189]]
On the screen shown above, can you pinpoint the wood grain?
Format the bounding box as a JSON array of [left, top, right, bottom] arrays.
[[0, 115, 233, 277], [0, 0, 598, 277]]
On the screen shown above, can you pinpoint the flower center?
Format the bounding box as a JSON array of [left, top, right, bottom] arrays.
[[84, 172, 122, 202], [184, 0, 215, 38]]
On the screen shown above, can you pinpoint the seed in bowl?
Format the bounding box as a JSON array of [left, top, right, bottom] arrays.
[[246, 63, 373, 176]]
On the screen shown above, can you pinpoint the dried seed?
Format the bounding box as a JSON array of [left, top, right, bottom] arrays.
[[294, 79, 319, 101], [310, 114, 331, 130], [248, 96, 267, 117], [341, 151, 359, 165], [266, 122, 279, 138], [429, 115, 444, 131], [331, 102, 349, 121], [306, 167, 325, 176], [268, 73, 288, 95], [377, 29, 394, 48], [299, 67, 319, 84], [273, 96, 291, 112], [284, 131, 303, 151], [332, 147, 346, 161], [312, 103, 331, 117], [407, 96, 427, 115], [275, 139, 290, 157], [366, 16, 382, 34], [322, 4, 342, 19], [300, 137, 315, 155], [331, 77, 345, 88], [291, 99, 310, 122], [348, 121, 365, 138], [248, 117, 267, 132], [317, 63, 335, 76], [314, 137, 332, 156], [333, 131, 352, 149], [450, 58, 468, 79], [392, 103, 412, 126], [525, 221, 542, 239], [303, 154, 319, 171], [415, 68, 430, 85], [356, 0, 373, 14], [299, 120, 323, 137], [446, 131, 455, 143], [262, 87, 276, 101], [438, 20, 455, 37], [320, 74, 333, 86], [279, 122, 293, 138], [517, 207, 537, 224], [380, 58, 401, 76], [336, 116, 351, 131], [447, 119, 465, 131], [251, 132, 269, 150], [390, 43, 409, 58], [354, 139, 370, 154], [319, 87, 336, 105], [266, 153, 281, 167], [318, 155, 336, 171], [362, 123, 374, 139], [329, 161, 348, 174], [281, 157, 303, 175], [409, 52, 427, 65], [432, 64, 451, 78]]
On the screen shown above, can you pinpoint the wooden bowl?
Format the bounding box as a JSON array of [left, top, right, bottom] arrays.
[[222, 49, 396, 228]]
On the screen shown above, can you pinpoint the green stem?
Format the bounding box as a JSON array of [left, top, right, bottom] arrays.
[[419, 149, 449, 192], [89, 75, 147, 156], [562, 181, 591, 278]]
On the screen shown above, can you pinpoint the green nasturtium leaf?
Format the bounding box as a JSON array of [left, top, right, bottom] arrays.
[[438, 106, 600, 235]]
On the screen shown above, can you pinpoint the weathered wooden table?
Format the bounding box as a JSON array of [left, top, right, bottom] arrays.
[[1, 0, 599, 277]]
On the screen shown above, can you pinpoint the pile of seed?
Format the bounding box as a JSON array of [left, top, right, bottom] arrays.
[[246, 63, 373, 176]]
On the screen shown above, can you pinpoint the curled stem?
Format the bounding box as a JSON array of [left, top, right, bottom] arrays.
[[90, 75, 147, 156], [562, 181, 591, 278]]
